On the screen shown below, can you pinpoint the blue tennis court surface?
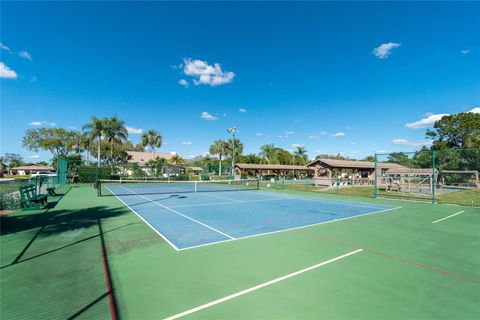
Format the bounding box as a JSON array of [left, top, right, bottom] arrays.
[[108, 186, 399, 250]]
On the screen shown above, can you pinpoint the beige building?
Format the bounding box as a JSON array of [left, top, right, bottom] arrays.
[[234, 159, 406, 186], [307, 158, 406, 186], [126, 151, 174, 166], [9, 165, 55, 176], [126, 151, 184, 176]]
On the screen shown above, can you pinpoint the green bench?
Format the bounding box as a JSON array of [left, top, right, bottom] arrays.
[[19, 184, 48, 209]]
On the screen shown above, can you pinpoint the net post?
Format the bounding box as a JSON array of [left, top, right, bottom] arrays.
[[96, 180, 101, 197], [432, 149, 436, 204], [194, 182, 198, 193]]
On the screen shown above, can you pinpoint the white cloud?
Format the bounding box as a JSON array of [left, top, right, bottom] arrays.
[[178, 79, 189, 87], [461, 49, 471, 55], [255, 133, 264, 136], [332, 132, 345, 137], [200, 111, 218, 121], [29, 154, 41, 159], [19, 51, 32, 60], [320, 131, 328, 135], [285, 131, 295, 135], [308, 135, 320, 139], [406, 108, 479, 129], [0, 62, 17, 79], [277, 135, 288, 139], [350, 142, 356, 145], [126, 126, 143, 134], [181, 141, 192, 145], [238, 108, 247, 113], [406, 113, 449, 129], [181, 58, 235, 86], [0, 43, 11, 52], [373, 42, 401, 59], [392, 138, 432, 147], [29, 121, 56, 126], [292, 144, 304, 148]]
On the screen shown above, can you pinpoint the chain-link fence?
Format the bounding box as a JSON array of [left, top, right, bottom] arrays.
[[375, 148, 479, 206]]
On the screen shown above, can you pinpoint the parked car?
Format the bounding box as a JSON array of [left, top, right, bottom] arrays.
[[30, 171, 57, 177]]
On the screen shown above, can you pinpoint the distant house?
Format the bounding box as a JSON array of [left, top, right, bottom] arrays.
[[9, 165, 55, 176], [126, 151, 174, 166], [126, 151, 184, 176], [188, 167, 204, 176]]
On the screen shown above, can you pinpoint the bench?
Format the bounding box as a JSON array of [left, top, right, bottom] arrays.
[[46, 187, 58, 196], [19, 184, 48, 209]]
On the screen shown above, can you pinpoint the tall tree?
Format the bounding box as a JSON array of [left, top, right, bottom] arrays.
[[103, 116, 128, 172], [293, 146, 308, 165], [362, 155, 375, 162], [209, 140, 227, 175], [82, 116, 107, 168], [225, 138, 243, 158], [22, 128, 78, 158], [426, 112, 480, 149], [3, 153, 24, 169], [387, 152, 412, 166], [141, 129, 162, 159], [169, 154, 185, 165], [259, 144, 277, 164]]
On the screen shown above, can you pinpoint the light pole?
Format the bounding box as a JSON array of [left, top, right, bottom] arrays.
[[227, 127, 237, 178]]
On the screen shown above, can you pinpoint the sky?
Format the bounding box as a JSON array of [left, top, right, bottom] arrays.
[[1, 1, 479, 162]]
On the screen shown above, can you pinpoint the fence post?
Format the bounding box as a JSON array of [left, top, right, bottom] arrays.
[[374, 153, 378, 197]]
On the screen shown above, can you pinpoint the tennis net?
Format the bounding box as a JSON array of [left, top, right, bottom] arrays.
[[97, 178, 260, 196]]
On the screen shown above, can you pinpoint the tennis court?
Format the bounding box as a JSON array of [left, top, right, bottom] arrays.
[[100, 179, 399, 250], [1, 183, 479, 319]]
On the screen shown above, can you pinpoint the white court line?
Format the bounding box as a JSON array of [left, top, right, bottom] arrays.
[[106, 186, 180, 251], [177, 206, 402, 251], [250, 189, 397, 210], [163, 249, 363, 320], [196, 191, 243, 203], [170, 197, 295, 209], [432, 210, 465, 224], [119, 186, 235, 240]]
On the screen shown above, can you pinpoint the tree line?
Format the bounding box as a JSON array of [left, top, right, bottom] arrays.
[[8, 109, 479, 175]]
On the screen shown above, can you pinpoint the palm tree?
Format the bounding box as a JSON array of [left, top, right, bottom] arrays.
[[225, 138, 243, 158], [294, 146, 308, 165], [141, 129, 162, 160], [82, 116, 106, 168], [259, 144, 277, 164], [169, 154, 185, 165], [225, 138, 243, 174], [104, 116, 128, 172], [209, 140, 227, 175]]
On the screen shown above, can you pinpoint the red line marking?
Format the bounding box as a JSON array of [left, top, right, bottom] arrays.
[[296, 229, 480, 284], [101, 240, 118, 320]]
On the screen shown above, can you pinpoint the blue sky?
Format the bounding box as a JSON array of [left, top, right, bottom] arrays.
[[1, 2, 479, 162]]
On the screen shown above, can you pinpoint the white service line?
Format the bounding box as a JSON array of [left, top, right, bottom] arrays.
[[432, 210, 465, 224], [163, 249, 363, 320], [170, 197, 295, 209], [196, 192, 243, 203], [119, 186, 235, 240], [177, 206, 402, 251], [106, 186, 180, 251]]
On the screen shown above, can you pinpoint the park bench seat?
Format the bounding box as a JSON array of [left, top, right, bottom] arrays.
[[19, 185, 48, 210]]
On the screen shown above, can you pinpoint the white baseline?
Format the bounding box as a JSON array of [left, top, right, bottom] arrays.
[[163, 249, 363, 320]]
